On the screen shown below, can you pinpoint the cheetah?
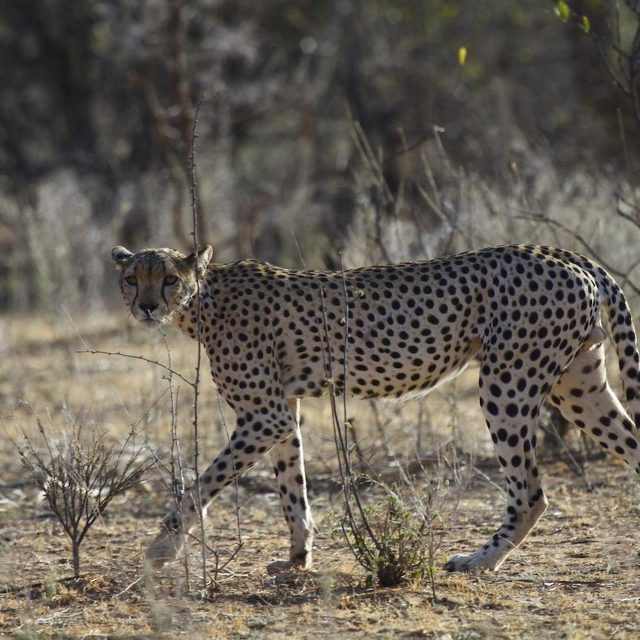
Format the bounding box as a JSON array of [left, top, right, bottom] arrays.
[[111, 243, 640, 573]]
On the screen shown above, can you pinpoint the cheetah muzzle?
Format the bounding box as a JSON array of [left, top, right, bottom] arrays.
[[112, 243, 640, 575]]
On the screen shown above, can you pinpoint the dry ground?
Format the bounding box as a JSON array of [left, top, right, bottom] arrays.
[[1, 314, 639, 639]]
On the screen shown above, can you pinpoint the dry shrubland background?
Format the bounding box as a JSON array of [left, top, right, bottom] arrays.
[[1, 0, 639, 311], [2, 1, 640, 638]]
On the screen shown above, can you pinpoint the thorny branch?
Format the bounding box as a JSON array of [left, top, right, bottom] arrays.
[[188, 95, 208, 591], [78, 349, 194, 386]]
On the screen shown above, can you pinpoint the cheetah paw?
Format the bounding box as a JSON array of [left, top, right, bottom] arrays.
[[444, 554, 473, 572], [444, 553, 485, 573]]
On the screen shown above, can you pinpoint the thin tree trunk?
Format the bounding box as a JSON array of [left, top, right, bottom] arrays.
[[72, 540, 81, 579]]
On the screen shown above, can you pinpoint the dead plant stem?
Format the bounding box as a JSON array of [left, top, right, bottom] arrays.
[[188, 94, 208, 590]]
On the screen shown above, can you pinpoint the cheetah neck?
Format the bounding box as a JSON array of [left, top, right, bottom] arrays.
[[173, 281, 211, 341]]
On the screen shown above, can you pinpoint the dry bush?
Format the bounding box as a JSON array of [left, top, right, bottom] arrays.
[[328, 368, 471, 596], [336, 460, 467, 600], [16, 418, 155, 579]]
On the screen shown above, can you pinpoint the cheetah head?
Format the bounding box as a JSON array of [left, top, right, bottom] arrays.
[[111, 245, 213, 325]]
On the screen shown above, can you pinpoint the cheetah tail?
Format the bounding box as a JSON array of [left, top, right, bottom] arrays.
[[605, 277, 640, 429]]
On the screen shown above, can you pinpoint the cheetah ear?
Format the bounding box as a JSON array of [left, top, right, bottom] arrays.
[[111, 246, 134, 266], [185, 244, 213, 277]]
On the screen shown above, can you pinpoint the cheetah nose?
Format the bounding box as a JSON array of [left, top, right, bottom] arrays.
[[139, 302, 159, 316]]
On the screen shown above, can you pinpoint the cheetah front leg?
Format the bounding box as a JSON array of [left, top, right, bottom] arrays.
[[147, 402, 298, 569], [266, 400, 315, 574]]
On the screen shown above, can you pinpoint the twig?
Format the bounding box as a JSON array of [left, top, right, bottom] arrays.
[[156, 325, 190, 590], [77, 349, 193, 386], [60, 306, 134, 426], [115, 576, 144, 598]]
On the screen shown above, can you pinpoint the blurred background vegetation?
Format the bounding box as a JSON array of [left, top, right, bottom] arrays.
[[0, 0, 639, 313]]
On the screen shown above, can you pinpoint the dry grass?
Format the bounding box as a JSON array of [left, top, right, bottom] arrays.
[[1, 313, 640, 639]]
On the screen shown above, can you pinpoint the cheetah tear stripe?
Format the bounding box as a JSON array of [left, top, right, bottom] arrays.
[[112, 243, 640, 574]]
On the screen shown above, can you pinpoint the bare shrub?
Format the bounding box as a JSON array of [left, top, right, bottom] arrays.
[[16, 419, 155, 579]]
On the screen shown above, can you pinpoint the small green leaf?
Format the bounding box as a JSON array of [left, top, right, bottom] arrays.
[[555, 1, 570, 22], [580, 15, 590, 33], [458, 46, 467, 66]]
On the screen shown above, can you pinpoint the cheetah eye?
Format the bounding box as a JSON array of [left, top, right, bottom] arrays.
[[124, 275, 138, 286], [164, 275, 179, 286]]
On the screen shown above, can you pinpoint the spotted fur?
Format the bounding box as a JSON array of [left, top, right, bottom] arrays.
[[112, 243, 640, 573]]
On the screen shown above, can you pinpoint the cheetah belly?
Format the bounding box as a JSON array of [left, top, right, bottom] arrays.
[[281, 336, 481, 400]]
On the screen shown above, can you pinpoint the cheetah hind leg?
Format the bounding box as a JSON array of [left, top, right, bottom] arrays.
[[444, 349, 551, 572], [548, 341, 640, 474]]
